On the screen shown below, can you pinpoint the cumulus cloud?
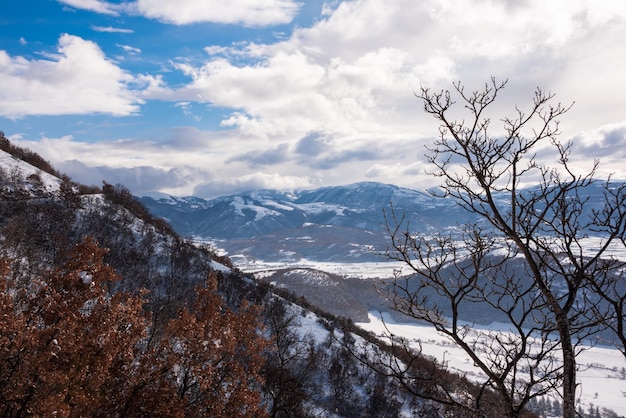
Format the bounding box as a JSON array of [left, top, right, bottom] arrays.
[[229, 143, 291, 168], [131, 0, 300, 26], [157, 46, 421, 144], [365, 162, 426, 182], [571, 122, 626, 161], [293, 132, 396, 170], [10, 133, 215, 195], [149, 0, 626, 186], [294, 132, 329, 157], [58, 160, 199, 194], [0, 34, 144, 118], [59, 0, 301, 26]]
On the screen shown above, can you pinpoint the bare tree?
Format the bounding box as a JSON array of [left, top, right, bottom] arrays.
[[381, 78, 626, 417]]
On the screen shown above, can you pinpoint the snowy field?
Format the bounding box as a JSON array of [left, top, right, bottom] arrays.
[[239, 255, 626, 415], [358, 312, 626, 416], [236, 258, 406, 279], [234, 234, 626, 279]]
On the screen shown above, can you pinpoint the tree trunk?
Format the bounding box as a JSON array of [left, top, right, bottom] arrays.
[[557, 313, 577, 418]]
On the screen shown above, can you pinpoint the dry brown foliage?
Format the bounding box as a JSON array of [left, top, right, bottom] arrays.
[[0, 237, 269, 417]]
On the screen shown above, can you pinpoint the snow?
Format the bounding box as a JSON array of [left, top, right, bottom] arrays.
[[79, 271, 93, 285], [209, 260, 231, 273], [297, 202, 352, 216], [231, 196, 282, 220], [240, 258, 406, 279], [579, 236, 626, 262], [258, 199, 295, 212], [358, 312, 626, 416], [0, 149, 61, 192]]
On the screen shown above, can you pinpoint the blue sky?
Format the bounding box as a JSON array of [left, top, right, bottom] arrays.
[[1, 0, 626, 198]]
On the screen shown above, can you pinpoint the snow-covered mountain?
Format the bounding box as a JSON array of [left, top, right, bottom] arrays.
[[140, 182, 475, 263], [0, 141, 447, 417], [141, 180, 622, 266]]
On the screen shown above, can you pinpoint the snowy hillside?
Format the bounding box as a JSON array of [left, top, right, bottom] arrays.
[[0, 149, 61, 194]]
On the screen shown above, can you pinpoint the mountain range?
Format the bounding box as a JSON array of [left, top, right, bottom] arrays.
[[140, 181, 476, 264], [140, 180, 626, 326], [141, 180, 619, 266]]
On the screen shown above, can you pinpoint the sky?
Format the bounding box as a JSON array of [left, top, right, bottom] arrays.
[[1, 0, 626, 198]]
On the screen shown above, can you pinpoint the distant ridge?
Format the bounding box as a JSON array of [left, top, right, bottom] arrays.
[[139, 181, 472, 262], [141, 179, 623, 264]]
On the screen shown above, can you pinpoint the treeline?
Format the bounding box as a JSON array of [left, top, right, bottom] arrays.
[[101, 181, 178, 237], [265, 283, 510, 417]]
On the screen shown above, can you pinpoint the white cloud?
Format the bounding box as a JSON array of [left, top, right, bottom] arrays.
[[153, 0, 626, 193], [117, 44, 142, 55], [58, 0, 121, 15], [11, 131, 316, 198], [0, 34, 144, 118], [132, 0, 301, 26], [92, 25, 134, 33], [59, 0, 301, 26], [161, 0, 626, 143], [193, 172, 314, 198], [15, 0, 626, 197], [156, 45, 424, 143]]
